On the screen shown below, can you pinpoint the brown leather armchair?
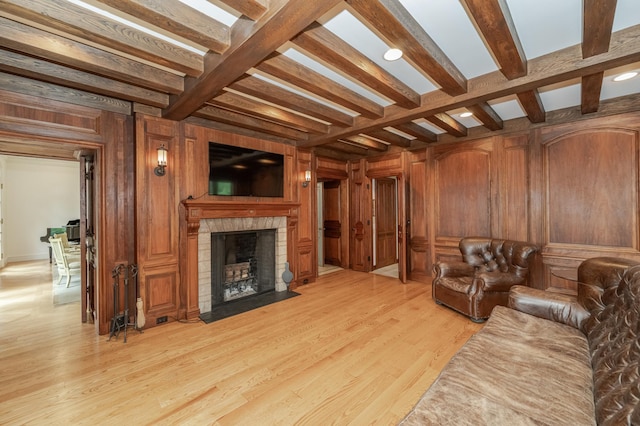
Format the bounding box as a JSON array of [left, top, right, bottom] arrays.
[[432, 237, 538, 322]]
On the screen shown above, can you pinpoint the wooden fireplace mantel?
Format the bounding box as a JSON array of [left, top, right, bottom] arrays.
[[180, 199, 300, 320], [182, 199, 300, 234]]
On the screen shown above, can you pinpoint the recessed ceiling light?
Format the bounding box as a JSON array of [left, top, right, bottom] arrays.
[[613, 71, 638, 82], [384, 48, 403, 61], [459, 112, 473, 118]]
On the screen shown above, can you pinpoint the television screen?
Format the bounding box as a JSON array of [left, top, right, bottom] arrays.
[[208, 142, 284, 197]]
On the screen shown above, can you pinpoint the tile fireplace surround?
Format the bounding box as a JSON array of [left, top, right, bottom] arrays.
[[197, 216, 288, 314]]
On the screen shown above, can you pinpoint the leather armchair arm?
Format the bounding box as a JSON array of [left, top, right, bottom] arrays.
[[508, 285, 589, 330], [475, 272, 524, 292], [434, 261, 475, 278]]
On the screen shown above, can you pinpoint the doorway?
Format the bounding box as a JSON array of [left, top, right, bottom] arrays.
[[0, 154, 96, 326], [373, 177, 398, 270], [316, 177, 349, 275]]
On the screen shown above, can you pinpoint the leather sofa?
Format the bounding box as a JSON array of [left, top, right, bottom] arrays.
[[400, 257, 640, 425], [432, 237, 539, 322]]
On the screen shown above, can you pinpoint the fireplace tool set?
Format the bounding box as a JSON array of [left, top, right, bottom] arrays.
[[108, 263, 144, 342]]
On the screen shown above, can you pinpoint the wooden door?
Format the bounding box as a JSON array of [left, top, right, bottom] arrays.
[[375, 178, 397, 269], [398, 174, 409, 283], [81, 155, 97, 323], [323, 180, 342, 266]]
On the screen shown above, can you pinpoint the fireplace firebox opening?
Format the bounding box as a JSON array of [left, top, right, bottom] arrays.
[[210, 229, 276, 307]]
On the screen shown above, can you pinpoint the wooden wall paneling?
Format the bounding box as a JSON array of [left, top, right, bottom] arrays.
[[182, 124, 297, 202], [365, 152, 404, 178], [0, 90, 135, 335], [432, 143, 493, 257], [96, 112, 135, 334], [499, 134, 530, 241], [349, 159, 371, 271], [408, 149, 431, 282], [136, 114, 181, 326], [539, 125, 640, 293], [296, 148, 315, 284]]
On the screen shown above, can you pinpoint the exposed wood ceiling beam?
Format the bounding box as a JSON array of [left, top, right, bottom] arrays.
[[194, 105, 309, 140], [0, 0, 203, 76], [363, 129, 411, 147], [163, 0, 343, 121], [453, 0, 544, 124], [581, 71, 605, 114], [92, 0, 230, 53], [346, 0, 467, 96], [342, 135, 388, 151], [425, 113, 468, 137], [582, 0, 617, 58], [393, 122, 437, 143], [324, 142, 369, 156], [0, 16, 183, 94], [460, 0, 527, 79], [229, 75, 355, 127], [516, 90, 546, 123], [218, 0, 268, 21], [210, 91, 329, 134], [255, 53, 385, 118], [0, 71, 131, 115], [0, 49, 169, 108], [581, 0, 617, 114], [291, 22, 420, 108], [466, 102, 503, 131], [302, 24, 640, 147]]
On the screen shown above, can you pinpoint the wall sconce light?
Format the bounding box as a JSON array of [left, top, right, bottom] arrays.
[[154, 144, 168, 176], [302, 170, 311, 187]]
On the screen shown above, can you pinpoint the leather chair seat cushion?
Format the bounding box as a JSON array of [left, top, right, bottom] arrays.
[[435, 276, 473, 294], [400, 306, 595, 425]]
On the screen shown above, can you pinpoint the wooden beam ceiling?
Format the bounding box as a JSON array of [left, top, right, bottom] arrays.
[[302, 24, 640, 147], [346, 0, 467, 96], [1, 0, 639, 160], [163, 0, 344, 120]]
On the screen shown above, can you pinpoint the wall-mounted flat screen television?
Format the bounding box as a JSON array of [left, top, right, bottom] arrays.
[[208, 142, 284, 197]]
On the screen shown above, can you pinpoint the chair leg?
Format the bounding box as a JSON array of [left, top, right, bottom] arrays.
[[56, 272, 63, 285], [66, 273, 72, 288]]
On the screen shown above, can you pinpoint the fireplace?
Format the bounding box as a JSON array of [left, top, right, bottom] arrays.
[[210, 229, 276, 306], [197, 215, 288, 314]]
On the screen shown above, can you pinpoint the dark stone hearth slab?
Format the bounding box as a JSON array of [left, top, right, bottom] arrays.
[[199, 290, 300, 324]]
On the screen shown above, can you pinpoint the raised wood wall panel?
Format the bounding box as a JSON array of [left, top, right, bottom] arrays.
[[434, 149, 492, 240], [297, 149, 315, 284], [408, 150, 430, 281], [136, 114, 181, 327], [0, 89, 103, 144], [366, 152, 404, 178], [144, 268, 179, 316], [316, 156, 349, 180], [501, 134, 530, 241], [544, 129, 637, 248]]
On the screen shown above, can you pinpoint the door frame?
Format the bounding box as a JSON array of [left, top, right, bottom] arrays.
[[366, 170, 409, 283], [315, 170, 350, 274]]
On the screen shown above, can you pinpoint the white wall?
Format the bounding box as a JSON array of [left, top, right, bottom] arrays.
[[4, 156, 80, 263]]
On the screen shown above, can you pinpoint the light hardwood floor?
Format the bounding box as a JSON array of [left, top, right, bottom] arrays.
[[0, 260, 482, 425]]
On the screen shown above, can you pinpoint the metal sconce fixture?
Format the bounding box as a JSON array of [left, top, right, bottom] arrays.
[[154, 144, 168, 176], [302, 170, 311, 187]]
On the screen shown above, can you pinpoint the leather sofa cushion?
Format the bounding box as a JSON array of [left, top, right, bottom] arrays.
[[400, 306, 595, 425]]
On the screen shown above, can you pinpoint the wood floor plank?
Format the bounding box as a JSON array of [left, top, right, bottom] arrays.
[[0, 261, 482, 424]]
